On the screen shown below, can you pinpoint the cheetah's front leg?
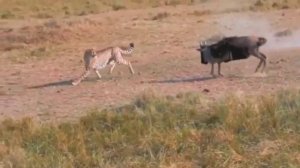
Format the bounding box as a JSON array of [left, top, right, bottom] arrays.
[[95, 70, 102, 79], [109, 62, 116, 74]]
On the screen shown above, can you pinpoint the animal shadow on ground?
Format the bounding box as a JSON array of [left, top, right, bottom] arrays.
[[226, 73, 268, 79], [146, 76, 215, 84], [28, 76, 118, 89], [28, 80, 73, 89]]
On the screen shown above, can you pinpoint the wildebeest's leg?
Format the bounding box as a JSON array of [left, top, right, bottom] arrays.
[[210, 63, 215, 76], [251, 49, 266, 72], [259, 52, 267, 72], [255, 59, 263, 72], [218, 63, 223, 76]]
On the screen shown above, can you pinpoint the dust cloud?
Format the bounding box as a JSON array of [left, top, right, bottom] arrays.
[[215, 14, 300, 51]]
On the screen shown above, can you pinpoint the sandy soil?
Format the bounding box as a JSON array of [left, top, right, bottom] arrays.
[[0, 4, 300, 121]]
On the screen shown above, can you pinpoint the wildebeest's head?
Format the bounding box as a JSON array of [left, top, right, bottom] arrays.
[[197, 40, 224, 52], [257, 37, 267, 46], [196, 40, 232, 64], [196, 41, 209, 52], [197, 41, 211, 64]]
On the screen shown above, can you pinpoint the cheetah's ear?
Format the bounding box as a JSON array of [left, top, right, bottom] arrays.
[[129, 43, 134, 48]]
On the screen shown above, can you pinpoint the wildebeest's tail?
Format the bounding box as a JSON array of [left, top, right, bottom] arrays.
[[257, 37, 267, 46]]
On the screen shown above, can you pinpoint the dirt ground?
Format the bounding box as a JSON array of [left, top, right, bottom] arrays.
[[0, 3, 300, 121]]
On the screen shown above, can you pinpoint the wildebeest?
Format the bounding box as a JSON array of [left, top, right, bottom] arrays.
[[197, 36, 267, 76]]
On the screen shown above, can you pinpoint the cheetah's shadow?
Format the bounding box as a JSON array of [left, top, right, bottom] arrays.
[[28, 80, 73, 89], [27, 77, 119, 89], [147, 76, 215, 84]]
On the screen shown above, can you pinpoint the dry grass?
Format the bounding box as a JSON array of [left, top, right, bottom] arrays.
[[151, 12, 170, 20], [0, 18, 101, 50], [1, 0, 299, 62], [251, 0, 300, 10], [0, 90, 299, 167], [1, 0, 300, 19], [189, 10, 212, 16], [0, 0, 199, 19], [0, 18, 103, 62]]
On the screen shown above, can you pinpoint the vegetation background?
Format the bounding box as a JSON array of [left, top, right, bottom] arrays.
[[0, 0, 300, 167], [1, 90, 300, 167], [1, 0, 300, 19]]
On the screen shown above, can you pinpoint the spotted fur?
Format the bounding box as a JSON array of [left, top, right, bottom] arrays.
[[72, 43, 135, 85]]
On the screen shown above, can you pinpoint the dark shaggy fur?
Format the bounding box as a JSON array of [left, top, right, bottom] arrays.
[[197, 36, 268, 76]]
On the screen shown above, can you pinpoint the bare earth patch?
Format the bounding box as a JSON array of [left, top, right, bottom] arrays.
[[0, 4, 300, 121]]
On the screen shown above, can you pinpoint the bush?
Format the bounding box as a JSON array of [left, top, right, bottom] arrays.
[[0, 90, 299, 167]]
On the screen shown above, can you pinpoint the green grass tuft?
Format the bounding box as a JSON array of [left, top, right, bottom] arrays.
[[0, 90, 300, 167]]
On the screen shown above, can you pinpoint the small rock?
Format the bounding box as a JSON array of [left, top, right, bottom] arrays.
[[203, 89, 210, 93], [280, 58, 287, 62], [56, 89, 63, 93]]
